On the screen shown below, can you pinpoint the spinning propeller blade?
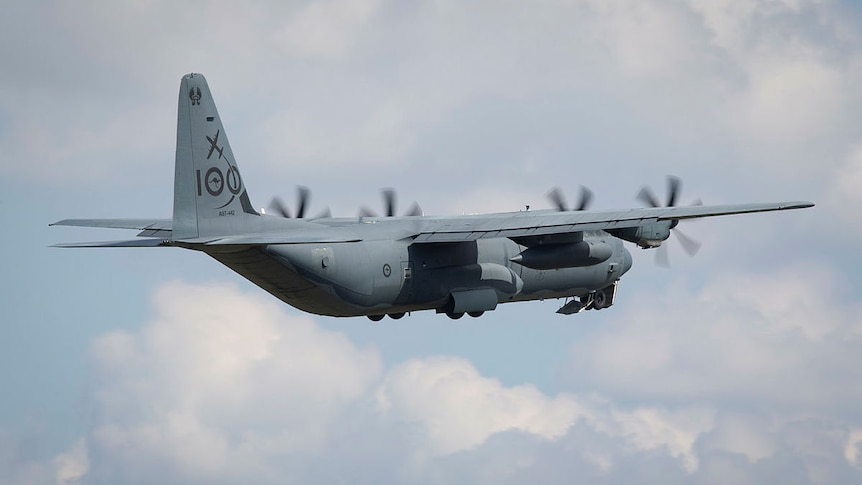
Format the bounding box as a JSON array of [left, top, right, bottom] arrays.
[[547, 185, 593, 211], [383, 188, 396, 217], [637, 175, 703, 267], [637, 186, 662, 209], [268, 197, 291, 218], [360, 188, 422, 217], [296, 185, 310, 219], [268, 186, 329, 219]]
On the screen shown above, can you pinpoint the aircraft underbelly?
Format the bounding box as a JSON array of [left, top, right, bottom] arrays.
[[204, 237, 627, 318], [205, 246, 359, 316]]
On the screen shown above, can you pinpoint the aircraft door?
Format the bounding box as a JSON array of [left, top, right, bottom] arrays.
[[367, 240, 410, 305], [400, 260, 413, 301]]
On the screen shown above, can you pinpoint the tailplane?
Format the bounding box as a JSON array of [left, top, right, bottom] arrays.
[[173, 73, 258, 240]]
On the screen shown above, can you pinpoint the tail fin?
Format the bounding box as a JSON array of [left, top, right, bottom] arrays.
[[173, 73, 258, 240]]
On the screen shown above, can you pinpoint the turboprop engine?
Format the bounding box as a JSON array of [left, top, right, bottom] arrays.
[[607, 221, 673, 249]]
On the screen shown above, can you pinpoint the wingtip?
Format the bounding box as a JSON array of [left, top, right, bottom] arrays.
[[790, 201, 815, 209]]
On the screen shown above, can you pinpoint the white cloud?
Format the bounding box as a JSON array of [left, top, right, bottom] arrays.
[[52, 439, 89, 485], [830, 144, 862, 219], [729, 53, 846, 143], [567, 263, 862, 406], [687, 0, 862, 173], [377, 356, 584, 454], [87, 281, 383, 482], [4, 0, 861, 194], [611, 406, 714, 472], [845, 428, 862, 467], [583, 0, 711, 78], [274, 0, 383, 59], [703, 412, 778, 463], [5, 277, 862, 483], [0, 433, 88, 485], [4, 0, 862, 483], [71, 283, 724, 481], [837, 145, 862, 188]]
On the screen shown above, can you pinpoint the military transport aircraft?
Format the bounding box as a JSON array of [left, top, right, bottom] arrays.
[[51, 73, 814, 320]]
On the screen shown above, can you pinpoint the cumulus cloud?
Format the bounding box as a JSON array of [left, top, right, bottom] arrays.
[[376, 356, 583, 455], [0, 283, 711, 482], [845, 428, 862, 468], [76, 283, 584, 480], [6, 0, 861, 198], [5, 0, 862, 483], [1, 280, 831, 483], [567, 263, 862, 407], [0, 433, 87, 485], [565, 262, 862, 481], [53, 439, 88, 485], [86, 282, 382, 482], [274, 0, 383, 59]]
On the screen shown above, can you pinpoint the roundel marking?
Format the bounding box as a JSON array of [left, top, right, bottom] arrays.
[[205, 167, 224, 196], [382, 263, 392, 278]]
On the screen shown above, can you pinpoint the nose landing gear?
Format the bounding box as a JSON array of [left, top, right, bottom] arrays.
[[556, 281, 618, 315], [592, 288, 610, 310]]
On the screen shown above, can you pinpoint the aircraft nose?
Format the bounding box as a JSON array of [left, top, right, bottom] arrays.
[[621, 247, 633, 274]]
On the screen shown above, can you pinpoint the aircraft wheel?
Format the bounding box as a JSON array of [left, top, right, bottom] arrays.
[[467, 311, 484, 318], [388, 312, 405, 320], [446, 312, 464, 320], [593, 291, 607, 310], [367, 314, 385, 322]]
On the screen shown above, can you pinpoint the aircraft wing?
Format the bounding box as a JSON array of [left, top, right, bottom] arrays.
[[175, 233, 362, 245], [412, 201, 814, 243]]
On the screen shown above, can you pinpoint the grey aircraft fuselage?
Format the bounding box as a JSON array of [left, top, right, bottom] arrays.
[[195, 220, 630, 318], [51, 73, 813, 320]]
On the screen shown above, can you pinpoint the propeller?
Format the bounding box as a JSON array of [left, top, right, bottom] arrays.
[[636, 175, 702, 267], [547, 185, 594, 212], [268, 186, 331, 219], [360, 188, 423, 217]]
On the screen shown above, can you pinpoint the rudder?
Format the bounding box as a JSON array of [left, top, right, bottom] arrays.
[[173, 73, 258, 240]]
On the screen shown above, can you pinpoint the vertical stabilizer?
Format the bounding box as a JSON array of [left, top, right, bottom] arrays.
[[173, 73, 258, 240]]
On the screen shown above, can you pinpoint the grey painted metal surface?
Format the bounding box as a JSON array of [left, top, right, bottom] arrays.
[[51, 73, 814, 319]]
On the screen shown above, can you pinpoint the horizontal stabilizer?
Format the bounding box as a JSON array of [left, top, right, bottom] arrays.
[[50, 219, 172, 231], [52, 239, 169, 248]]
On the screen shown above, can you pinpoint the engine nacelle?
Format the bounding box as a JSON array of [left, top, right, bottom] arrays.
[[510, 240, 612, 270], [608, 221, 672, 249]]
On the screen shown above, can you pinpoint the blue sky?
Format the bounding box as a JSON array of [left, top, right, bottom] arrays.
[[2, 1, 862, 483]]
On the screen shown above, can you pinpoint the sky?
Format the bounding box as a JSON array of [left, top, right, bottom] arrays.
[[2, 0, 862, 483]]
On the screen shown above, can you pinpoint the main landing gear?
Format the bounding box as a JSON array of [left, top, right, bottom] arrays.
[[367, 310, 486, 321], [444, 311, 485, 320], [367, 312, 408, 322]]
